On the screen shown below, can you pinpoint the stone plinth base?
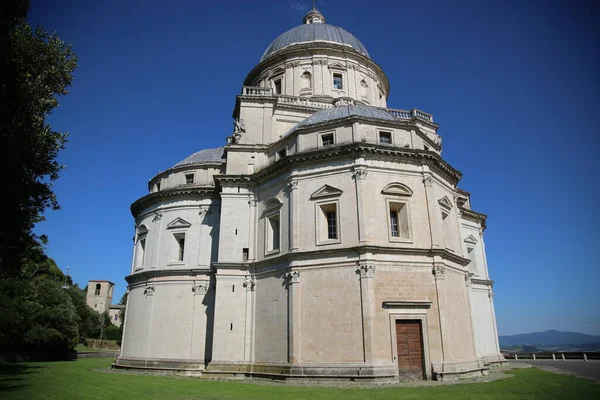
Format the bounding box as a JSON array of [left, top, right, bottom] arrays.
[[431, 359, 489, 381], [114, 356, 205, 376], [480, 354, 507, 366]]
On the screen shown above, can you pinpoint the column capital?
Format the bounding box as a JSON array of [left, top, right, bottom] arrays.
[[144, 285, 155, 296], [357, 264, 376, 279], [243, 276, 256, 292], [433, 265, 445, 280], [423, 176, 433, 187], [285, 271, 300, 284], [287, 179, 299, 191], [352, 168, 368, 180], [192, 281, 209, 296]]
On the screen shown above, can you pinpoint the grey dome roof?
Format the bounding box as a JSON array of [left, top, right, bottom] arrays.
[[294, 105, 395, 130], [261, 24, 370, 62], [174, 147, 225, 168]]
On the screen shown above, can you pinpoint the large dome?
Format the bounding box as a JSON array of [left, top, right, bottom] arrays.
[[261, 23, 370, 62]]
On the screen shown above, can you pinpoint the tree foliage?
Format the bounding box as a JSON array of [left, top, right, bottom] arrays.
[[0, 0, 77, 276]]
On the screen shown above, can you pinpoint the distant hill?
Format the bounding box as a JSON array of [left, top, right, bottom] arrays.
[[499, 330, 600, 347]]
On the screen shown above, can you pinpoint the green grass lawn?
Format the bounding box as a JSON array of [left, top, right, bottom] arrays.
[[1, 358, 598, 400]]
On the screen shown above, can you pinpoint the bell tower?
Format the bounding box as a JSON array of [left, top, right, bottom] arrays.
[[86, 280, 114, 313]]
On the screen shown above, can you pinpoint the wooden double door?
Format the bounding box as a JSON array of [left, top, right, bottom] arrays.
[[395, 320, 425, 380]]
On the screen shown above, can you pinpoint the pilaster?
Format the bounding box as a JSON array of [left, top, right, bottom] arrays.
[[243, 275, 256, 362], [353, 163, 368, 244], [286, 271, 301, 363], [358, 264, 376, 363], [287, 178, 299, 251], [422, 171, 444, 249]]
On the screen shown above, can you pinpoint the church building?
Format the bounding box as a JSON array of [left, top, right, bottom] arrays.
[[115, 8, 504, 381]]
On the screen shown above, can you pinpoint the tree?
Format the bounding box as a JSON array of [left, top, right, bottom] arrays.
[[23, 275, 79, 358], [0, 0, 77, 276]]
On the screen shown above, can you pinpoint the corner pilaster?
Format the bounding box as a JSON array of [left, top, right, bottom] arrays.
[[358, 264, 376, 363], [285, 271, 301, 363]]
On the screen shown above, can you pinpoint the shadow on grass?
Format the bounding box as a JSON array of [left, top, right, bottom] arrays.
[[0, 364, 45, 393]]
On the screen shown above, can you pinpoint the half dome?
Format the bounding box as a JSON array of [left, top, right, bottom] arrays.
[[261, 23, 370, 62], [173, 147, 225, 168], [295, 105, 395, 130]]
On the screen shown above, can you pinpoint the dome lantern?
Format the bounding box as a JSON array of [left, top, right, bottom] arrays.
[[303, 6, 325, 24]]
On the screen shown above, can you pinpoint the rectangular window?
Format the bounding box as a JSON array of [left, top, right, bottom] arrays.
[[138, 237, 146, 266], [318, 203, 339, 243], [467, 247, 477, 273], [267, 214, 280, 253], [390, 210, 399, 237], [174, 233, 185, 262], [156, 181, 161, 191], [333, 73, 343, 90], [379, 131, 392, 144], [242, 248, 249, 262], [441, 211, 451, 249], [114, 314, 118, 321], [321, 133, 334, 147], [274, 78, 282, 94], [185, 173, 194, 184], [326, 211, 337, 239], [389, 201, 410, 240]]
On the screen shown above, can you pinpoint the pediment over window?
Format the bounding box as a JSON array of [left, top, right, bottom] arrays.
[[438, 196, 453, 210], [166, 217, 191, 229], [381, 183, 413, 197], [310, 185, 343, 200], [263, 197, 283, 212], [137, 224, 148, 235], [328, 62, 347, 71], [464, 234, 478, 245]]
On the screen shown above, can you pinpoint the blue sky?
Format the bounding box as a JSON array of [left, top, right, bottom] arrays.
[[29, 0, 599, 335]]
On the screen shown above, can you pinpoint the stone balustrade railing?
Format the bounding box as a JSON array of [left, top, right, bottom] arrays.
[[385, 108, 434, 123], [241, 86, 434, 123], [277, 95, 334, 109], [242, 86, 273, 96]]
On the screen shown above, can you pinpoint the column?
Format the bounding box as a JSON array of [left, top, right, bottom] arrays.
[[286, 271, 300, 363], [358, 264, 376, 363]]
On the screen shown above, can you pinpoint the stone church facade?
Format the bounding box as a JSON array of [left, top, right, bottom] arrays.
[[115, 8, 504, 381]]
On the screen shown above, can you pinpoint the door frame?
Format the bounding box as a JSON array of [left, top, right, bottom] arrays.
[[388, 313, 431, 380]]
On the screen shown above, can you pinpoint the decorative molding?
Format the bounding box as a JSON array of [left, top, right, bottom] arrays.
[[310, 184, 343, 200], [144, 285, 154, 296], [459, 207, 487, 230], [358, 265, 376, 279], [248, 198, 258, 207], [438, 196, 453, 210], [192, 282, 209, 295], [285, 271, 300, 284], [381, 182, 413, 197], [243, 276, 256, 292], [166, 217, 191, 230], [382, 301, 432, 309], [471, 278, 494, 287], [433, 265, 445, 280], [423, 176, 433, 187]]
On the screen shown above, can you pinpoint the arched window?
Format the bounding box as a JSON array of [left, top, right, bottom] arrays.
[[95, 284, 101, 296], [301, 71, 312, 90]]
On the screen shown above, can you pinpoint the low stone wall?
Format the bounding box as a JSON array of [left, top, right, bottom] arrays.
[[77, 351, 118, 359], [502, 352, 600, 361]]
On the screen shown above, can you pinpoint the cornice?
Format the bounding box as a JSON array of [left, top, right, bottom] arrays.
[[471, 278, 494, 287], [459, 207, 487, 230], [125, 267, 212, 285], [250, 142, 461, 186], [131, 186, 219, 218]]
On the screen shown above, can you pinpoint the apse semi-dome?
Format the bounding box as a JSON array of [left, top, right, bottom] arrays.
[[261, 23, 370, 62], [295, 104, 395, 130], [173, 147, 225, 168]]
